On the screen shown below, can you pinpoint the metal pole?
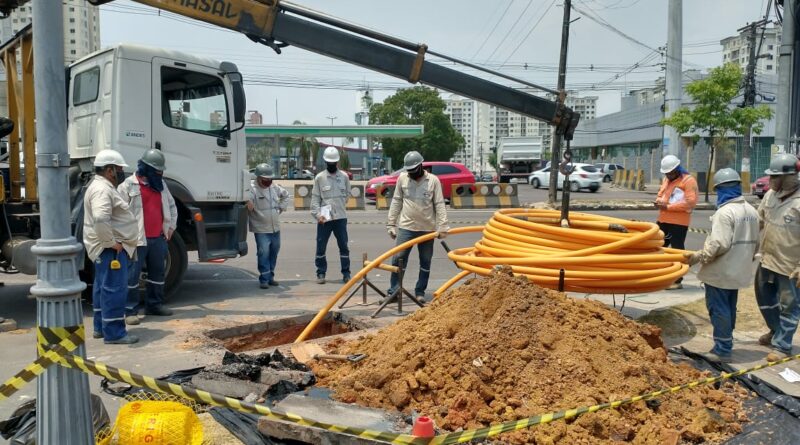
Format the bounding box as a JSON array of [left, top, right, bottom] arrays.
[[30, 1, 94, 443], [664, 0, 683, 157], [776, 0, 795, 150], [741, 21, 762, 194], [548, 0, 572, 205]]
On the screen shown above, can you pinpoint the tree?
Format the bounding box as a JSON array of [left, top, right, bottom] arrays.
[[339, 149, 351, 171], [662, 63, 773, 201], [369, 86, 464, 167], [285, 120, 320, 172], [488, 153, 499, 173]]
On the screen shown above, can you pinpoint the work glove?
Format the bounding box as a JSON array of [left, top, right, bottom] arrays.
[[683, 251, 702, 266], [791, 268, 800, 287], [388, 227, 397, 240], [437, 231, 448, 240]]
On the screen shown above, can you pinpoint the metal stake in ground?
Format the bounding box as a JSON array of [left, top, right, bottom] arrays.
[[29, 1, 94, 442]]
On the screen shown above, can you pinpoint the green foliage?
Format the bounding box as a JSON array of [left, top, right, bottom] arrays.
[[247, 140, 275, 168], [339, 149, 350, 171], [285, 120, 319, 169], [369, 86, 465, 167], [662, 63, 773, 142], [488, 153, 499, 172]]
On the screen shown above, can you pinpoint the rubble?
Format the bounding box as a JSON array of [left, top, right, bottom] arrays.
[[313, 269, 749, 444]]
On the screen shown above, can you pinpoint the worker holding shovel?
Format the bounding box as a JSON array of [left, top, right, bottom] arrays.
[[684, 169, 759, 363]]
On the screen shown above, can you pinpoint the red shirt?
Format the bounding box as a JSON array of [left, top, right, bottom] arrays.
[[138, 176, 164, 238]]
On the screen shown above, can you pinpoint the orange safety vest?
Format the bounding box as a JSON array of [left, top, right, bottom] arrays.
[[656, 173, 698, 227]]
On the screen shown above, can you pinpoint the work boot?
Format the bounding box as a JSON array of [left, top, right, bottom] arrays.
[[704, 350, 732, 363], [125, 315, 140, 326], [260, 282, 270, 289], [268, 280, 279, 286], [316, 275, 326, 284], [415, 294, 427, 303], [342, 274, 351, 284], [93, 331, 103, 339], [758, 330, 774, 346], [105, 334, 139, 345], [667, 282, 683, 290], [145, 306, 173, 316]]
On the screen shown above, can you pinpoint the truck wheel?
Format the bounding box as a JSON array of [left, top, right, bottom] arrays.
[[164, 231, 188, 300], [532, 178, 541, 189]]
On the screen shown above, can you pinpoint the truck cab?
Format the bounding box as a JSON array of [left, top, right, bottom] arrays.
[[67, 44, 249, 295], [497, 136, 544, 183]]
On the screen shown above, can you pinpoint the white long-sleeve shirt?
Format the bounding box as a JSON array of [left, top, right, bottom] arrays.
[[83, 176, 139, 261], [387, 171, 450, 233]]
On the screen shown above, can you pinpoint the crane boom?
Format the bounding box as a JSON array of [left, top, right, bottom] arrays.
[[92, 0, 580, 138]]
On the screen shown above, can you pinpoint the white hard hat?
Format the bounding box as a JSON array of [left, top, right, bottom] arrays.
[[93, 149, 129, 168], [660, 155, 680, 174], [322, 146, 340, 163]]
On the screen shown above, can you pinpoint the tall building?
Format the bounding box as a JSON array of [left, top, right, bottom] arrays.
[[721, 25, 781, 75], [445, 93, 598, 173], [0, 0, 100, 115]]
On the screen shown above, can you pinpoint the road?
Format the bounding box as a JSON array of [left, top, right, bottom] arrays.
[[0, 202, 715, 424]]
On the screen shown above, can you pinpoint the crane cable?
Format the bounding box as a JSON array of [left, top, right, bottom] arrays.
[[295, 208, 689, 343]]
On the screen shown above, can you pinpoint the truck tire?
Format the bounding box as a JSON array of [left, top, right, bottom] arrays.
[[164, 231, 188, 300]]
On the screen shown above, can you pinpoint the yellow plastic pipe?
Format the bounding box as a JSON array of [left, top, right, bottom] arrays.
[[296, 209, 692, 342], [294, 227, 482, 343]]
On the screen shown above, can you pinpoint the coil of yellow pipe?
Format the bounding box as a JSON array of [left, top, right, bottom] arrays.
[[296, 208, 689, 343], [436, 208, 688, 297]]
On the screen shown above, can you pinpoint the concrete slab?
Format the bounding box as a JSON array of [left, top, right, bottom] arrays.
[[679, 334, 800, 398], [259, 393, 408, 445]]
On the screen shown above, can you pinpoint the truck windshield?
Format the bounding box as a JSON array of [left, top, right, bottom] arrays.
[[161, 66, 228, 138]]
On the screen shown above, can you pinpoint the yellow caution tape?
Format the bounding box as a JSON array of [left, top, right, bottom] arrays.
[[2, 327, 797, 444], [0, 326, 84, 401]]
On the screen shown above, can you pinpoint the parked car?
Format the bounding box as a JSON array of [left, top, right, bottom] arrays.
[[366, 161, 474, 200], [528, 163, 602, 192], [480, 173, 495, 182], [594, 163, 625, 182], [752, 175, 769, 199]]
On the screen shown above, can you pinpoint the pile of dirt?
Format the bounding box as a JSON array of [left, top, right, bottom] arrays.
[[313, 269, 749, 444]]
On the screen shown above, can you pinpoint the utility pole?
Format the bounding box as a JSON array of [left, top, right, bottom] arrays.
[[479, 142, 484, 177], [664, 0, 683, 157], [776, 0, 795, 151], [548, 0, 572, 205], [31, 1, 94, 443], [740, 19, 769, 193]]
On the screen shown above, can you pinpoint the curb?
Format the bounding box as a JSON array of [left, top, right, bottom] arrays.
[[524, 201, 718, 211]]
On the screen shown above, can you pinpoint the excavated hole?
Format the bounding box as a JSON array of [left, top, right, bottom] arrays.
[[206, 312, 366, 352]]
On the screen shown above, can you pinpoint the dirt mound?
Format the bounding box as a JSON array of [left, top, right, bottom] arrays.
[[313, 269, 749, 444]]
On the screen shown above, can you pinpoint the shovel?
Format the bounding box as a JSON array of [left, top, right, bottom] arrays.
[[291, 342, 367, 365]]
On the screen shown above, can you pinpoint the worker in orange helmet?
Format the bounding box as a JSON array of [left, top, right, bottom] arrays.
[[655, 154, 698, 290]]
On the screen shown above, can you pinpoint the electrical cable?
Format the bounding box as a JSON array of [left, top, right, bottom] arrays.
[[295, 209, 689, 343]]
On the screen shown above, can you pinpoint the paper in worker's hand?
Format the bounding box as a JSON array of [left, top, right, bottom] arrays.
[[668, 187, 685, 204], [320, 205, 332, 222]]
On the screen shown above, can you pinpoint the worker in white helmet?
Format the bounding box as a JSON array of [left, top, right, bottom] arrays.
[[754, 153, 800, 356], [310, 146, 351, 284], [684, 168, 759, 363], [655, 154, 698, 289], [83, 149, 139, 345]]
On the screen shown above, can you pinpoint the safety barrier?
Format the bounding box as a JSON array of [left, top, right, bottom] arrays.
[[449, 182, 519, 209], [375, 184, 396, 210], [4, 320, 800, 445], [293, 184, 366, 211], [612, 169, 624, 187], [610, 170, 645, 191]]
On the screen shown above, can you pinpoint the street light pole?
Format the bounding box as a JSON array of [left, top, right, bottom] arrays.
[[31, 1, 94, 442], [326, 115, 337, 147]]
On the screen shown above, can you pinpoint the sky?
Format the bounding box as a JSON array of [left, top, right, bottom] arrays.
[[98, 0, 770, 127]]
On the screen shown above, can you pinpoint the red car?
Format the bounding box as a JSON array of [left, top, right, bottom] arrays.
[[752, 175, 769, 199], [366, 161, 474, 200]]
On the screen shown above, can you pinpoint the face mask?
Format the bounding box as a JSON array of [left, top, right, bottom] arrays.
[[408, 166, 424, 180], [326, 163, 337, 173], [115, 167, 126, 186], [259, 178, 272, 188]]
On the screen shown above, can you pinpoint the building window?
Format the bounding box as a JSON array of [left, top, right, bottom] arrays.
[[69, 18, 75, 23], [69, 7, 74, 11], [768, 44, 774, 50], [70, 28, 75, 33], [767, 64, 774, 70], [70, 50, 76, 55]]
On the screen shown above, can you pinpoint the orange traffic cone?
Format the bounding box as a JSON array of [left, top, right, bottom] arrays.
[[412, 415, 434, 438]]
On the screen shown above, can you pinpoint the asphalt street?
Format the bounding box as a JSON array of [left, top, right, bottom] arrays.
[[0, 188, 721, 426]]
